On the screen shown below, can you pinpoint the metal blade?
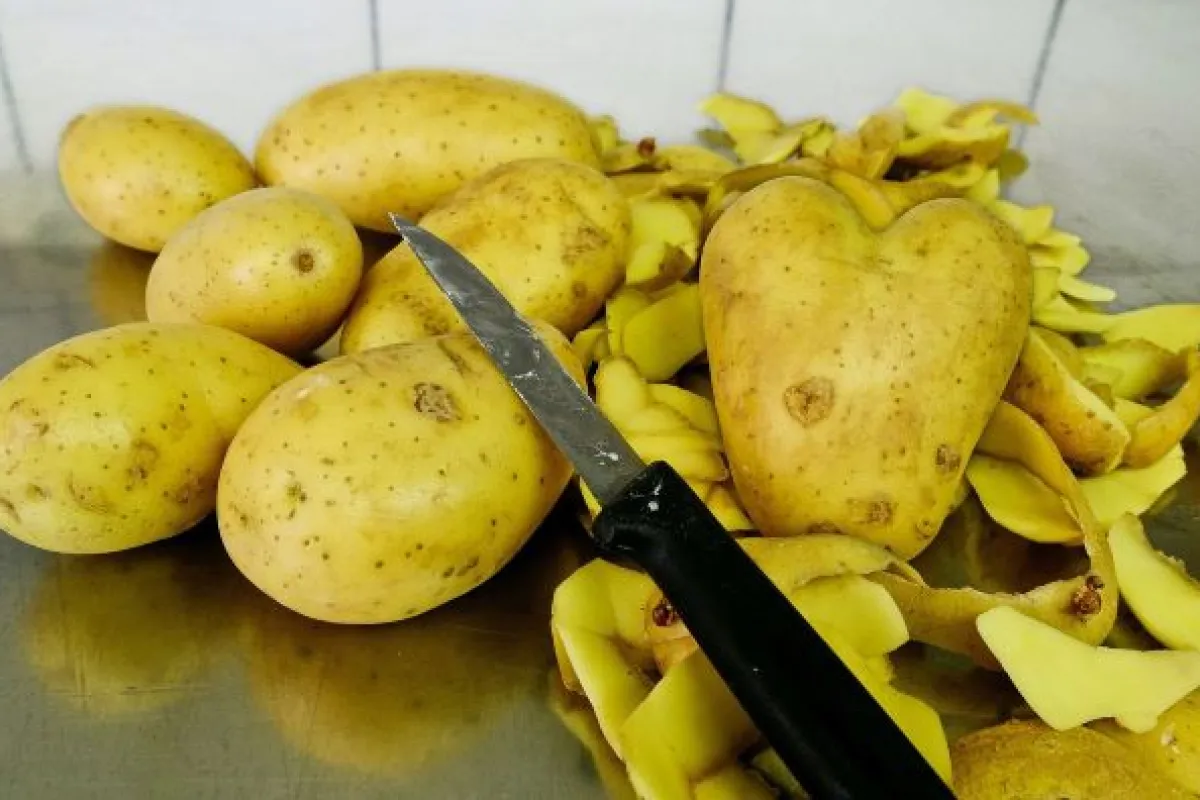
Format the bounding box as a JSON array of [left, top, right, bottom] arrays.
[[390, 213, 645, 506]]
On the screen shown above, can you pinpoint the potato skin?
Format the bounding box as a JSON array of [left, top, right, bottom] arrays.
[[217, 325, 584, 624], [701, 177, 1030, 558], [59, 106, 256, 252], [145, 187, 363, 355], [340, 158, 629, 354], [255, 69, 600, 231], [0, 323, 300, 554]]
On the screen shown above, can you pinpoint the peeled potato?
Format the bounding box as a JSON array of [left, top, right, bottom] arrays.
[[622, 283, 705, 382]]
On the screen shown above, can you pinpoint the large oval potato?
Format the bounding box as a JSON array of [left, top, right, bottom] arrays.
[[255, 69, 600, 231], [59, 106, 257, 252], [340, 158, 629, 354], [0, 323, 300, 554], [217, 325, 584, 623], [701, 177, 1030, 558], [145, 187, 363, 355]]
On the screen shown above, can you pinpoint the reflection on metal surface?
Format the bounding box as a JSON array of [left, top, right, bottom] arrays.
[[21, 527, 240, 716], [890, 644, 1023, 742], [549, 673, 638, 800], [242, 514, 589, 776], [85, 241, 152, 326]]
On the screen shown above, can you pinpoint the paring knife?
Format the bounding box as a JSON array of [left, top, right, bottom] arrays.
[[390, 214, 954, 800]]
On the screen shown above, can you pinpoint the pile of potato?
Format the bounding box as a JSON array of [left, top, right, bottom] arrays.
[[3, 66, 1200, 798]]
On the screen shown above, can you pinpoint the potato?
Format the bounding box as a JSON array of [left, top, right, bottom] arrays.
[[59, 106, 256, 252], [256, 69, 600, 231], [217, 325, 584, 623], [701, 177, 1030, 558], [952, 720, 1191, 799], [340, 159, 628, 353], [0, 323, 300, 554], [145, 187, 363, 355], [1095, 691, 1200, 794]]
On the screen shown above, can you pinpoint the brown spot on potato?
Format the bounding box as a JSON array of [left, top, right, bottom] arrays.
[[783, 378, 835, 426], [1070, 574, 1105, 617], [68, 477, 113, 514], [25, 484, 47, 500], [293, 249, 316, 273], [412, 382, 460, 421], [806, 521, 842, 534], [570, 280, 588, 299], [126, 439, 160, 483], [53, 352, 96, 370], [850, 496, 895, 526], [935, 443, 961, 473], [0, 496, 19, 522], [285, 479, 308, 503]]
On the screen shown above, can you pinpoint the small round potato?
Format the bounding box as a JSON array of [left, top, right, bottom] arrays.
[[0, 323, 300, 554], [59, 106, 257, 252], [145, 187, 363, 356], [217, 326, 584, 624], [255, 69, 600, 231]]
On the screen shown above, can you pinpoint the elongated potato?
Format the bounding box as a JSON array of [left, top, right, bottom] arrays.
[[0, 324, 300, 553], [340, 159, 629, 353], [217, 324, 584, 623], [256, 69, 600, 231], [59, 106, 256, 252]]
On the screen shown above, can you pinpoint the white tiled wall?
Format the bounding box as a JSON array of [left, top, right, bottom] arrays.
[[0, 0, 1199, 292], [1011, 0, 1200, 301], [377, 0, 727, 143], [0, 0, 373, 166], [724, 0, 1057, 126]]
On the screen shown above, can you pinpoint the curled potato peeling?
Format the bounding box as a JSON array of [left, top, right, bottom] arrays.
[[1080, 339, 1186, 401], [1122, 350, 1200, 467], [825, 109, 905, 179], [1103, 304, 1200, 352], [1004, 329, 1130, 474]]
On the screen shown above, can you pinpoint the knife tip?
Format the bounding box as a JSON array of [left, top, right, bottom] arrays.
[[388, 212, 418, 237]]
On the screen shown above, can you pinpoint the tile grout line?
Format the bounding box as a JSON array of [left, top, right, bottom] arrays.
[[0, 27, 31, 174], [1019, 0, 1068, 148], [715, 0, 736, 91], [368, 0, 382, 71]]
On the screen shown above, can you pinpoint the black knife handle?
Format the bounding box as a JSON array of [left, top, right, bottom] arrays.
[[592, 462, 954, 800]]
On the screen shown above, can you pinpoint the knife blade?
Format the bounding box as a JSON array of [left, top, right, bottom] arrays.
[[391, 213, 955, 800]]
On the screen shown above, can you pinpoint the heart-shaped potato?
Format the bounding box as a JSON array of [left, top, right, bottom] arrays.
[[701, 177, 1031, 558]]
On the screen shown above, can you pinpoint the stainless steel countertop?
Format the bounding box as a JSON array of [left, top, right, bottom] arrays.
[[1, 172, 1198, 799], [0, 174, 611, 799]]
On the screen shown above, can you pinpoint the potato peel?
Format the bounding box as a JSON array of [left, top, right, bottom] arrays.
[[1004, 328, 1130, 474], [1124, 350, 1200, 467]]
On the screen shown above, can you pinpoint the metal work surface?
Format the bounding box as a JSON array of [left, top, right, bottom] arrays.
[[0, 173, 1198, 799], [0, 175, 607, 799]]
